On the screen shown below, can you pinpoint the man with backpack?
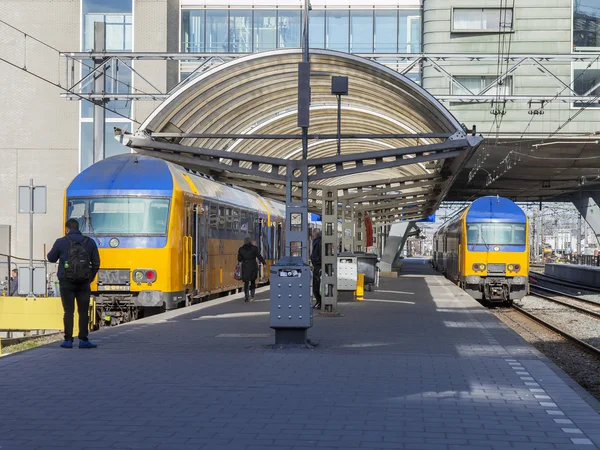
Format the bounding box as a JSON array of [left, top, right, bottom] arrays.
[[47, 219, 100, 349]]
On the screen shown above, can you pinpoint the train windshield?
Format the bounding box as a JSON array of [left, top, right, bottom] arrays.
[[467, 223, 526, 246], [67, 197, 170, 235]]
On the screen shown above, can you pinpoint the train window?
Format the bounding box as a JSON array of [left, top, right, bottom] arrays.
[[240, 211, 249, 234], [467, 225, 479, 243], [210, 204, 218, 229], [218, 206, 225, 229], [232, 209, 240, 231], [225, 207, 233, 230]]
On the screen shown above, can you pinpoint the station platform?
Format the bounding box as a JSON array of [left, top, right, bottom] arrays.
[[1, 258, 600, 450]]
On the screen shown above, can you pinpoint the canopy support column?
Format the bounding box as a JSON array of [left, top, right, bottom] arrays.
[[321, 188, 339, 315]]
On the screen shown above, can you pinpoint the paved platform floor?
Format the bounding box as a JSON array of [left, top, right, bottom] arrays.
[[1, 258, 600, 450]]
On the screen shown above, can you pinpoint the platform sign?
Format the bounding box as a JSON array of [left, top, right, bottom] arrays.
[[18, 266, 46, 296], [18, 185, 46, 214]]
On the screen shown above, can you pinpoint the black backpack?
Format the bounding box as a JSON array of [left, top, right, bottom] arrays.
[[65, 236, 91, 282]]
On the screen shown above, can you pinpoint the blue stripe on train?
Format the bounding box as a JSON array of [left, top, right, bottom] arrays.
[[467, 245, 526, 252]]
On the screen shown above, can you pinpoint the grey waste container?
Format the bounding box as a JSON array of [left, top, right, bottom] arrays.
[[356, 253, 379, 292]]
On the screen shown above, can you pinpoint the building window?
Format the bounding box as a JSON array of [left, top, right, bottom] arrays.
[[279, 10, 302, 48], [452, 76, 513, 97], [400, 10, 421, 53], [80, 0, 133, 171], [326, 10, 350, 52], [309, 10, 326, 48], [254, 10, 277, 52], [452, 8, 513, 32], [375, 10, 397, 53], [573, 0, 600, 51], [206, 10, 229, 52], [573, 66, 600, 108], [350, 10, 374, 53], [230, 10, 252, 52], [181, 10, 205, 52]]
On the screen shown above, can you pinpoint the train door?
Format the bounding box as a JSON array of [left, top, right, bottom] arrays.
[[183, 201, 194, 295], [197, 203, 208, 292]]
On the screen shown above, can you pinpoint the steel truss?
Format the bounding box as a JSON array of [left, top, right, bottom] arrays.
[[60, 52, 600, 104], [120, 130, 478, 220]]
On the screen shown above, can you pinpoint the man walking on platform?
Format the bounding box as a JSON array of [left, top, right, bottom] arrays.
[[311, 229, 322, 310], [47, 219, 100, 349]]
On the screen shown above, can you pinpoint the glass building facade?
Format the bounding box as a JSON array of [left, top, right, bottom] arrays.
[[573, 0, 600, 51], [80, 0, 133, 170], [181, 8, 421, 54]]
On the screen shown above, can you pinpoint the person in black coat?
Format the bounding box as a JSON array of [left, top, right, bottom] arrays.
[[9, 269, 18, 296], [237, 237, 266, 302], [310, 229, 322, 309], [47, 219, 100, 349]]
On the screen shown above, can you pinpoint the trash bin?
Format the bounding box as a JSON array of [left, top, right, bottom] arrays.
[[356, 253, 379, 292]]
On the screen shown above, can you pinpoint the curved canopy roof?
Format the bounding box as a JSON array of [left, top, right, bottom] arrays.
[[119, 49, 481, 222]]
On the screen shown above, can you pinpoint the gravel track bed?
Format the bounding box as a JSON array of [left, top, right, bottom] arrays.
[[493, 308, 600, 402], [530, 287, 600, 314], [515, 295, 600, 350]]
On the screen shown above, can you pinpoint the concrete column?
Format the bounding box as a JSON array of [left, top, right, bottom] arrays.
[[572, 196, 600, 245], [379, 221, 416, 272], [341, 200, 354, 252], [321, 188, 338, 314], [354, 210, 366, 252]]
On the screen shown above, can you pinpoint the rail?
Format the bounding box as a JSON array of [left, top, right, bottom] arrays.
[[529, 286, 600, 319], [511, 304, 600, 357]]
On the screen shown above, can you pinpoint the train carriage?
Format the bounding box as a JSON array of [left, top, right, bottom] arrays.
[[65, 153, 285, 324], [433, 196, 529, 303]]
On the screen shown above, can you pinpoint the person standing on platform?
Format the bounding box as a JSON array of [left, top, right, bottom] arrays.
[[311, 229, 322, 310], [9, 269, 18, 296], [47, 219, 100, 349], [237, 237, 266, 302]]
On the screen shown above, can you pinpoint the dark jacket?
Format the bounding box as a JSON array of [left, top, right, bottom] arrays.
[[311, 235, 322, 267], [47, 230, 101, 282], [9, 275, 18, 296], [237, 243, 265, 282]]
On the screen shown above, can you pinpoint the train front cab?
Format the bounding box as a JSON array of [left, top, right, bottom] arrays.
[[461, 217, 529, 303]]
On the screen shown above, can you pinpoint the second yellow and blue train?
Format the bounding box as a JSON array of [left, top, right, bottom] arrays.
[[433, 196, 529, 303]]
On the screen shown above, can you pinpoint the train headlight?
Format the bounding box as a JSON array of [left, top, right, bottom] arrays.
[[472, 263, 486, 272], [133, 270, 144, 282], [109, 238, 119, 248], [507, 264, 514, 271], [508, 264, 521, 273]]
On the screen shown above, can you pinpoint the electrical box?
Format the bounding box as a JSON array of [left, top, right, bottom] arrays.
[[337, 253, 357, 291], [269, 256, 312, 329]]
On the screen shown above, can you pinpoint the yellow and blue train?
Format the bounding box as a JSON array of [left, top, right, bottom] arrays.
[[433, 196, 529, 303], [65, 153, 285, 324]]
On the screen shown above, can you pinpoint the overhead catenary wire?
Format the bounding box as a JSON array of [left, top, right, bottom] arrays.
[[0, 19, 148, 124]]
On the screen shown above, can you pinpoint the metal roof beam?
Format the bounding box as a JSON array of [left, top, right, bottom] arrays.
[[357, 198, 433, 212], [149, 132, 453, 140], [333, 173, 440, 191], [309, 149, 464, 182], [342, 180, 441, 201], [61, 52, 600, 62]]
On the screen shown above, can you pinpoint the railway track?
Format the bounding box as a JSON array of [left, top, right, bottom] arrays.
[[511, 298, 600, 358], [530, 285, 600, 318]]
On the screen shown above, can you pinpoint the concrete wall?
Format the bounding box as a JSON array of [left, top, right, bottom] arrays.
[[0, 0, 179, 269], [422, 0, 600, 136], [0, 0, 79, 264]]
